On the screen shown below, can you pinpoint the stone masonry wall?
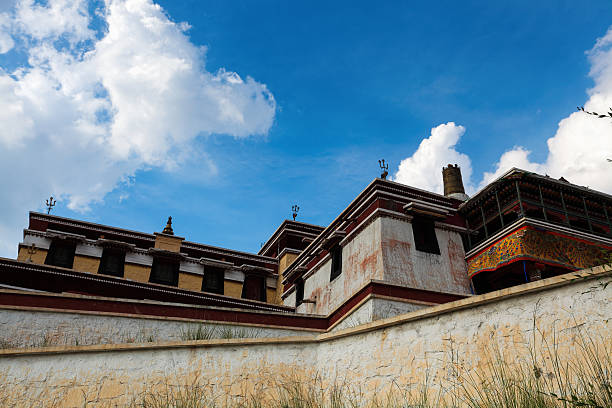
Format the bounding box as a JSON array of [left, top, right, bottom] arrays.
[[0, 265, 610, 407], [0, 308, 319, 349]]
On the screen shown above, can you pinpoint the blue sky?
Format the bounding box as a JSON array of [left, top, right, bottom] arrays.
[[1, 0, 611, 256]]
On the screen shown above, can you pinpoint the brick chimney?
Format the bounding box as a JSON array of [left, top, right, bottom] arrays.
[[442, 164, 469, 201]]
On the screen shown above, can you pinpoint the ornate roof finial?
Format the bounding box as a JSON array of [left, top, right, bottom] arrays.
[[45, 195, 56, 214], [162, 216, 174, 235], [378, 159, 388, 180], [292, 205, 299, 221]]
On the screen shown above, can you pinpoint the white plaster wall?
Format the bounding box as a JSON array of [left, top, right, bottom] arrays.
[[330, 298, 373, 332], [330, 297, 427, 332], [285, 291, 296, 308], [380, 217, 471, 294], [0, 308, 318, 348], [370, 297, 426, 320], [1, 267, 610, 407], [293, 215, 470, 316], [299, 218, 384, 315]]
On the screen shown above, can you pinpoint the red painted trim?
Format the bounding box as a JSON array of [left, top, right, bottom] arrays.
[[0, 292, 328, 330], [467, 224, 612, 262], [344, 199, 384, 235], [0, 259, 466, 330], [538, 228, 612, 249], [327, 281, 466, 327], [29, 218, 48, 232]]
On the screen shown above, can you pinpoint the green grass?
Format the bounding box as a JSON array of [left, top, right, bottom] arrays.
[[179, 325, 262, 341]]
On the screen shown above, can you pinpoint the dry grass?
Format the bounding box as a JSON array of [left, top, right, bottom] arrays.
[[126, 319, 611, 408]]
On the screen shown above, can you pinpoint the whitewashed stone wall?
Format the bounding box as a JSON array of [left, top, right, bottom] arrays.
[[0, 308, 319, 349], [0, 266, 609, 407], [298, 217, 384, 315], [331, 297, 427, 332]]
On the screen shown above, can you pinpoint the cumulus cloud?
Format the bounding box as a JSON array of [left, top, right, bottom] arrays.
[[479, 27, 612, 191], [395, 26, 612, 198], [392, 122, 473, 194], [0, 12, 14, 53], [0, 0, 276, 256]]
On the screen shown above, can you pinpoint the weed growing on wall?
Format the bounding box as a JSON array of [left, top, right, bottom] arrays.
[[125, 319, 611, 408], [179, 325, 262, 341]]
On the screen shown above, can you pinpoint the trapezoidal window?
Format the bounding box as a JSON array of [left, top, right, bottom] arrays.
[[412, 217, 440, 255], [295, 279, 304, 307], [242, 275, 267, 302], [202, 266, 224, 295], [44, 240, 76, 269], [330, 245, 342, 281], [98, 249, 125, 277], [149, 258, 179, 286]]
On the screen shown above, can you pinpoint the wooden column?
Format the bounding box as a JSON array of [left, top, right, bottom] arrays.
[[515, 181, 524, 217], [480, 205, 489, 239], [538, 185, 548, 221], [582, 196, 593, 233], [495, 190, 505, 228], [560, 191, 570, 225]]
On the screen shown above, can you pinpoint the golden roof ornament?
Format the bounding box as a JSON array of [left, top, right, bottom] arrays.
[[162, 216, 174, 235]]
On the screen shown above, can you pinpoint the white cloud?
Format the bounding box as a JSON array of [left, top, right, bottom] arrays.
[[15, 0, 94, 43], [394, 26, 612, 198], [392, 122, 473, 194], [0, 12, 14, 53], [479, 26, 612, 192], [0, 0, 276, 257], [478, 147, 546, 189]]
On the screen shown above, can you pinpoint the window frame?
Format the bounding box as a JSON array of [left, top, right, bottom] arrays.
[[330, 244, 343, 281], [44, 240, 76, 269], [202, 266, 225, 295], [412, 216, 441, 255], [295, 279, 304, 307], [97, 248, 126, 278], [149, 257, 180, 286], [241, 275, 267, 302]]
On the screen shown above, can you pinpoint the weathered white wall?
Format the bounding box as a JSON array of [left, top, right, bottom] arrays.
[[370, 296, 426, 320], [298, 218, 384, 316], [1, 266, 609, 407], [381, 217, 471, 295], [294, 215, 470, 317], [330, 297, 427, 332], [0, 308, 318, 349]]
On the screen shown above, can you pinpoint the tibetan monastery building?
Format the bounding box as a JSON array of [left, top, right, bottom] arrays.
[[1, 166, 610, 329]]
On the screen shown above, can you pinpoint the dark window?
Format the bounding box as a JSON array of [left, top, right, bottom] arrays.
[[412, 217, 440, 254], [98, 249, 125, 277], [202, 266, 224, 295], [149, 258, 179, 286], [295, 279, 304, 307], [330, 245, 342, 281], [45, 240, 76, 269], [242, 275, 266, 302]]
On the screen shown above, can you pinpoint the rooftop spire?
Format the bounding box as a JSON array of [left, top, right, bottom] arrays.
[[162, 216, 174, 235], [378, 159, 389, 180]]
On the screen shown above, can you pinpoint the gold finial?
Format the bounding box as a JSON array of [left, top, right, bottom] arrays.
[[162, 216, 174, 235]]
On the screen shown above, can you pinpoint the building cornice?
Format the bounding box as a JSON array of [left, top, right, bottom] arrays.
[[258, 220, 325, 257], [465, 216, 612, 260], [282, 179, 464, 286], [28, 212, 278, 266]]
